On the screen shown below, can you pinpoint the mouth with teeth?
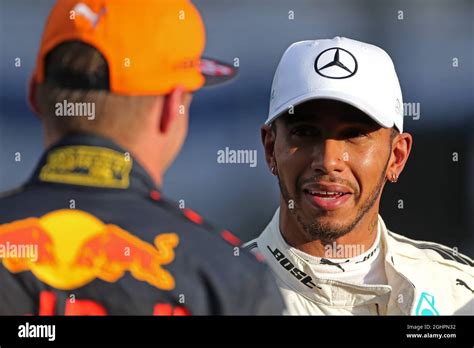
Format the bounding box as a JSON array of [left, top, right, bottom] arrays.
[[303, 188, 352, 211]]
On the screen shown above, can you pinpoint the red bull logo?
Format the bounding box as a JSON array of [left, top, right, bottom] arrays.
[[0, 209, 178, 290]]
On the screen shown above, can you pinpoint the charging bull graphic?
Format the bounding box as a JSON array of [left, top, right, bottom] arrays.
[[0, 210, 178, 290]]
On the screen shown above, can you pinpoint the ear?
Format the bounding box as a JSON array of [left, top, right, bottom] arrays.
[[387, 132, 413, 181], [160, 86, 185, 134], [261, 124, 277, 173]]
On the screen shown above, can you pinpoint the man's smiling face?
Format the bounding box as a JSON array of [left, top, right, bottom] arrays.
[[266, 99, 396, 243]]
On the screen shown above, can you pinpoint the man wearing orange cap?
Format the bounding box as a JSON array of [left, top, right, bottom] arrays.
[[0, 0, 284, 315]]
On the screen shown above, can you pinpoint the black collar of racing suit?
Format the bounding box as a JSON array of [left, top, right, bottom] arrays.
[[29, 132, 159, 195]]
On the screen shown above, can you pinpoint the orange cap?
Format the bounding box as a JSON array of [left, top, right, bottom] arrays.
[[30, 0, 236, 99]]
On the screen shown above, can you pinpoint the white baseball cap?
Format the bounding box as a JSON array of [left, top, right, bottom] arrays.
[[266, 37, 404, 132]]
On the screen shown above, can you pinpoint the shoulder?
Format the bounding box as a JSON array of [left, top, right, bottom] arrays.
[[149, 203, 283, 314], [386, 229, 473, 271], [145, 192, 243, 249], [386, 230, 473, 314], [147, 194, 273, 275]]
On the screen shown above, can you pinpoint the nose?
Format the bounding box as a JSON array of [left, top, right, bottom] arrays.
[[310, 138, 346, 175]]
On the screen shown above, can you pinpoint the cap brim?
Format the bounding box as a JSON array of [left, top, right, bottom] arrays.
[[266, 91, 396, 130], [200, 57, 237, 87]]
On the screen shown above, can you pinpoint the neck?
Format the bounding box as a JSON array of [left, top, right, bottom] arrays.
[[279, 201, 380, 259]]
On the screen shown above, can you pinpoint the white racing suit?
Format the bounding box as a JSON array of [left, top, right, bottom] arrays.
[[244, 209, 474, 315]]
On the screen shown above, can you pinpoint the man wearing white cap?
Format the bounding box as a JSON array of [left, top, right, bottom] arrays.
[[244, 37, 473, 315]]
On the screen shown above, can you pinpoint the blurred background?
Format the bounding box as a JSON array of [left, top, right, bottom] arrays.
[[1, 0, 473, 256]]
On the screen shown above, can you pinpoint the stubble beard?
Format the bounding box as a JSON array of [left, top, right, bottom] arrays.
[[277, 155, 390, 244]]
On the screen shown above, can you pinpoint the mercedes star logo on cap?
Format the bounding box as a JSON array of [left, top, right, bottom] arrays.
[[314, 47, 358, 79]]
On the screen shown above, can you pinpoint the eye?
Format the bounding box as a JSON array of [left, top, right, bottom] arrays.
[[343, 128, 368, 139], [291, 125, 319, 137]]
